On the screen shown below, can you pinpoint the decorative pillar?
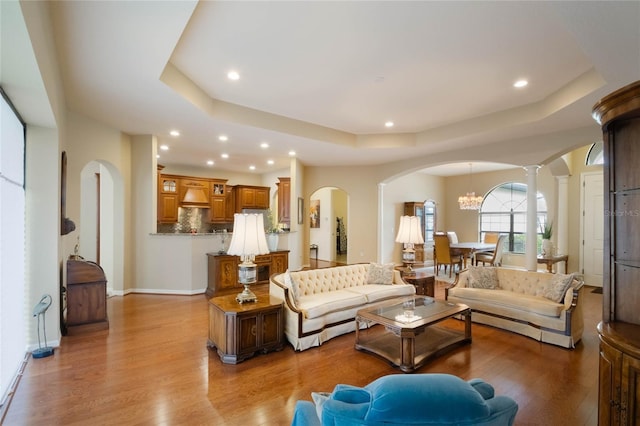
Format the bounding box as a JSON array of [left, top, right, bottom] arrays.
[[377, 182, 385, 263], [525, 165, 540, 271], [556, 175, 569, 272]]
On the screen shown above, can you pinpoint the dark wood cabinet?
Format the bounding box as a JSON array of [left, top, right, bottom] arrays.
[[225, 186, 235, 222], [235, 185, 270, 211], [277, 177, 291, 226], [158, 168, 179, 223], [592, 80, 640, 425], [209, 179, 228, 223], [207, 293, 284, 364], [206, 250, 289, 298], [65, 259, 109, 335]]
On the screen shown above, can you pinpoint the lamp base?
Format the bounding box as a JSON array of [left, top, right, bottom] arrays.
[[32, 347, 54, 359], [402, 262, 417, 276], [236, 285, 258, 304]]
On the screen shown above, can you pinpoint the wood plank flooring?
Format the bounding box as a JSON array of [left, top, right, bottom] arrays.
[[3, 278, 601, 425]]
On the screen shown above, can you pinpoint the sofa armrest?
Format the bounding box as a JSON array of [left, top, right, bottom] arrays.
[[291, 400, 321, 426], [446, 268, 469, 299], [269, 275, 304, 315], [562, 275, 584, 313]]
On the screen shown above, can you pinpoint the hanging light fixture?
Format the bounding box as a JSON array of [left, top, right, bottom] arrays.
[[458, 163, 483, 210]]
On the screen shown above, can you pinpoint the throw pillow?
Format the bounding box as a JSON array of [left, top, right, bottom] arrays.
[[284, 270, 300, 303], [311, 391, 331, 421], [468, 266, 498, 289], [543, 273, 574, 303], [367, 262, 394, 285]]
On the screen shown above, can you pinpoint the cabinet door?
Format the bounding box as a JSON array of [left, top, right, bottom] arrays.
[[622, 353, 640, 425], [255, 188, 270, 209], [600, 340, 623, 425], [217, 258, 238, 290], [158, 194, 179, 223], [225, 187, 235, 222], [238, 315, 259, 354], [210, 197, 226, 223], [271, 252, 288, 275], [261, 309, 281, 347], [238, 187, 256, 208]]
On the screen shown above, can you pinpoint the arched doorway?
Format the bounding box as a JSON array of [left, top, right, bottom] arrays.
[[308, 187, 348, 265], [79, 160, 125, 295]]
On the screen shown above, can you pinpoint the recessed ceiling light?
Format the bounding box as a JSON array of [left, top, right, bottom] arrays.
[[207, 160, 214, 166], [385, 121, 394, 128], [249, 165, 256, 170], [227, 70, 240, 81], [267, 159, 274, 165], [160, 145, 169, 151], [221, 153, 229, 159], [169, 130, 180, 137], [288, 150, 296, 157], [260, 142, 269, 149], [513, 79, 528, 88], [219, 135, 228, 142], [156, 154, 160, 159]]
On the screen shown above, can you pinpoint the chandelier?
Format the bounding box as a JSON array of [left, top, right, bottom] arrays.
[[458, 163, 483, 210]]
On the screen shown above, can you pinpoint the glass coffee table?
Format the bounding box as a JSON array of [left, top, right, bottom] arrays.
[[355, 296, 471, 373]]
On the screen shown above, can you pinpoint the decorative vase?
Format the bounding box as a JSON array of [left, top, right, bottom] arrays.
[[542, 239, 553, 256], [267, 233, 279, 252]]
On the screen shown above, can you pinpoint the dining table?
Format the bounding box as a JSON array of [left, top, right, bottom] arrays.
[[449, 242, 496, 268]]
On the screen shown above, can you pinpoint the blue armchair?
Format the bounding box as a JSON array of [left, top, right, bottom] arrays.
[[291, 374, 518, 426]]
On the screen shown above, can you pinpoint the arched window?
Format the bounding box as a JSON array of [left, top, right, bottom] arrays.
[[586, 142, 604, 165], [479, 182, 548, 254]]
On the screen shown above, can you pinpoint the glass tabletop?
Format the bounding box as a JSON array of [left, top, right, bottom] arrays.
[[367, 296, 463, 324]]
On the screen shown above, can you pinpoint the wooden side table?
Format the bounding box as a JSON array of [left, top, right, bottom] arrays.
[[537, 254, 569, 273], [397, 269, 435, 297], [207, 293, 284, 364]]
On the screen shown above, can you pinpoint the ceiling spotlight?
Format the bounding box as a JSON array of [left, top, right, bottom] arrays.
[[219, 135, 228, 142], [227, 70, 240, 81], [156, 154, 160, 159], [169, 130, 180, 137], [267, 159, 274, 165], [249, 165, 256, 170], [160, 145, 169, 151], [207, 160, 214, 166], [221, 153, 229, 159], [288, 150, 296, 157], [385, 121, 394, 128], [260, 142, 269, 149], [513, 79, 528, 88]]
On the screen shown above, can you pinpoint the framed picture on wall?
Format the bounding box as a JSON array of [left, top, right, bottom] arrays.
[[310, 199, 320, 228]]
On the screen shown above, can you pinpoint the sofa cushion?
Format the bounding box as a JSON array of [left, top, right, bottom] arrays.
[[284, 270, 300, 303], [468, 266, 498, 289], [542, 273, 574, 303], [311, 391, 330, 421], [367, 262, 394, 285], [297, 290, 368, 319], [346, 283, 415, 303], [449, 287, 565, 317]]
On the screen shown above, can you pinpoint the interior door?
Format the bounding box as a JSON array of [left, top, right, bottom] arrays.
[[582, 172, 604, 287]]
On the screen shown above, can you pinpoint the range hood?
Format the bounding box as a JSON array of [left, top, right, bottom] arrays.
[[181, 183, 210, 207]]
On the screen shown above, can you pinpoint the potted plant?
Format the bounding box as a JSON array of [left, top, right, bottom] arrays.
[[541, 221, 553, 256], [266, 209, 280, 252]]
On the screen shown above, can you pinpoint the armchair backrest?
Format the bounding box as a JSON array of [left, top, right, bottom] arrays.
[[492, 235, 507, 265]]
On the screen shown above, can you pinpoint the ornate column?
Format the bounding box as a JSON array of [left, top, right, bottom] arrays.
[[378, 182, 385, 263], [525, 165, 540, 271], [556, 175, 569, 272]]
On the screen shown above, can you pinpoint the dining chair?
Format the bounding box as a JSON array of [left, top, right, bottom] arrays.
[[475, 235, 507, 266], [434, 234, 463, 278], [483, 232, 499, 244]]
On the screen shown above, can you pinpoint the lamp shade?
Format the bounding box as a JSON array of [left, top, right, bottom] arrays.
[[395, 216, 424, 245], [227, 213, 270, 257]]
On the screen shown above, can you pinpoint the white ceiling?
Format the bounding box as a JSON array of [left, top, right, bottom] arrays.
[[14, 1, 640, 175]]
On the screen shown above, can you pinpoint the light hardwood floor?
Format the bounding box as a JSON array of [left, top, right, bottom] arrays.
[[3, 278, 601, 425]]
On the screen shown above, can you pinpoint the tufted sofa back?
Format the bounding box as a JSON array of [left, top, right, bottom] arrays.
[[456, 267, 576, 298], [289, 264, 370, 298]]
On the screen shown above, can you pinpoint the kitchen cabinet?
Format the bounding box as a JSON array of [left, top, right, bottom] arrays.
[[206, 250, 289, 298], [209, 179, 228, 223], [235, 185, 270, 211], [158, 169, 179, 223], [225, 186, 235, 222], [179, 177, 210, 207], [592, 80, 640, 425], [277, 177, 291, 226]]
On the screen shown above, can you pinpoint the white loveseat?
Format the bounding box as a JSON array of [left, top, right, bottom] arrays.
[[269, 264, 415, 351], [446, 266, 584, 348]]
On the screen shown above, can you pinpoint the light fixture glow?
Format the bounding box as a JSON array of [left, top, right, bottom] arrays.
[[513, 79, 528, 88], [219, 135, 228, 142], [288, 150, 296, 157], [385, 121, 394, 128], [267, 160, 274, 165], [260, 142, 269, 149], [249, 165, 256, 170], [221, 153, 229, 159], [160, 145, 169, 151], [156, 154, 160, 159], [458, 163, 484, 210], [227, 70, 240, 81], [207, 160, 214, 166], [169, 130, 180, 137]]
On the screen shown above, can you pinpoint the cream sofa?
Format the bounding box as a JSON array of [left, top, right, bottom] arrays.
[[446, 267, 584, 348], [269, 263, 415, 351]]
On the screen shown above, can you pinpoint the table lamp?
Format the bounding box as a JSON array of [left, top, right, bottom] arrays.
[[227, 213, 270, 303], [395, 215, 424, 274]]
